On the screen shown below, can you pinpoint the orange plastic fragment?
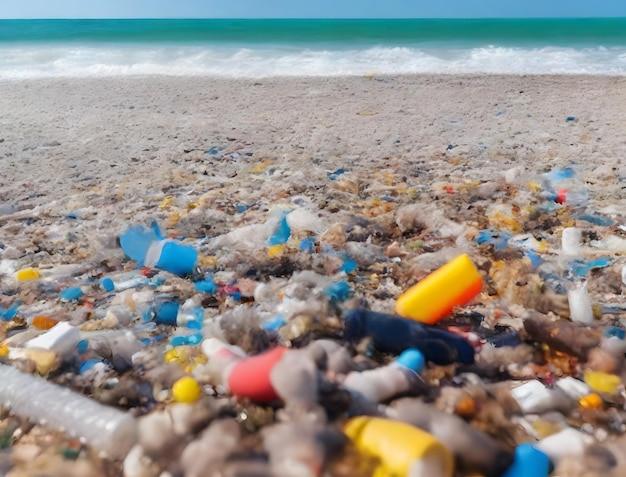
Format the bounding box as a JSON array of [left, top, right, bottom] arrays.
[[31, 315, 59, 330]]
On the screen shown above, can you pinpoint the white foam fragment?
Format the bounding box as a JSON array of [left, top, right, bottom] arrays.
[[25, 321, 80, 358]]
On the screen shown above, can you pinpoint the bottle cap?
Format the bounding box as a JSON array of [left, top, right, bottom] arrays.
[[502, 443, 550, 477], [396, 348, 425, 373]]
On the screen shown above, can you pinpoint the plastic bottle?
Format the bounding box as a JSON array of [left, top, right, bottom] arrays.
[[201, 338, 248, 387], [202, 339, 288, 403], [342, 348, 425, 403], [99, 271, 149, 292], [344, 416, 454, 477], [227, 346, 287, 403], [119, 221, 197, 277], [388, 398, 514, 477], [395, 254, 482, 325], [0, 364, 137, 458]]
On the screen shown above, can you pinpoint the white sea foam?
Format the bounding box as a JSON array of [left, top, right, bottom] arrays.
[[0, 44, 625, 80]]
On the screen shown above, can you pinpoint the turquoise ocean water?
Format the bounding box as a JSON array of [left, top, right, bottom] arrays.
[[1, 18, 625, 79]]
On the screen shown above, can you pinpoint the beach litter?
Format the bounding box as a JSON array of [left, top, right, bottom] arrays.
[[2, 162, 626, 476]]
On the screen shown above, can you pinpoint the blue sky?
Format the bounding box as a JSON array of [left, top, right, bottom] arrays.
[[2, 0, 626, 19]]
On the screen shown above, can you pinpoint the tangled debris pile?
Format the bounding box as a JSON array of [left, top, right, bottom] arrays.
[[2, 161, 626, 477]]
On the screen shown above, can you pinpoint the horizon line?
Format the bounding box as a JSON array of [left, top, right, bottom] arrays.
[[2, 16, 626, 20]]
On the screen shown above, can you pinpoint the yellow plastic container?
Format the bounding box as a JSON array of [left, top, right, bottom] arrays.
[[15, 267, 41, 281], [584, 371, 622, 395], [395, 254, 482, 325], [344, 416, 454, 477]]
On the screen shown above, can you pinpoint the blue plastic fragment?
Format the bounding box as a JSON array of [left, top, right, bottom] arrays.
[[268, 212, 291, 246], [395, 348, 425, 373], [0, 303, 19, 320], [60, 287, 84, 301], [149, 276, 166, 287], [299, 237, 316, 253], [194, 275, 217, 294], [235, 205, 248, 213], [100, 277, 115, 292], [476, 229, 511, 250], [154, 301, 180, 325], [569, 257, 612, 277], [170, 333, 203, 347], [120, 222, 161, 265], [120, 221, 196, 276], [544, 166, 575, 183], [524, 250, 543, 268], [261, 316, 287, 331], [187, 319, 203, 330], [77, 339, 89, 353], [575, 214, 613, 227], [154, 241, 198, 277], [79, 358, 106, 374], [323, 281, 353, 303], [343, 309, 475, 365], [339, 256, 357, 273], [566, 116, 576, 122], [328, 168, 345, 180], [502, 443, 550, 477], [176, 306, 204, 329], [604, 327, 626, 340]]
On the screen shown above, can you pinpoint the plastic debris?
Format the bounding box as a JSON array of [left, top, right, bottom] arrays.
[[15, 267, 41, 281], [342, 348, 424, 403], [0, 364, 137, 458], [3, 155, 626, 476], [395, 254, 483, 325], [344, 416, 454, 477], [59, 286, 84, 301], [502, 443, 550, 477], [172, 376, 202, 403], [344, 309, 475, 365], [119, 221, 197, 276]]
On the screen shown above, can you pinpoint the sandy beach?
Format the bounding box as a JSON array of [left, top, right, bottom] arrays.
[[1, 74, 626, 258], [2, 74, 626, 476]]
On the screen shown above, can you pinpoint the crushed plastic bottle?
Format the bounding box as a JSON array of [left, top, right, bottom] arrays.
[[119, 221, 197, 277]]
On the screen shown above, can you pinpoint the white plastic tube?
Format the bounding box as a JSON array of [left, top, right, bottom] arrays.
[[0, 364, 137, 458]]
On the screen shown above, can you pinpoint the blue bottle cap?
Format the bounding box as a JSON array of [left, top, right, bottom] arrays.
[[502, 443, 550, 477], [155, 301, 180, 325], [100, 277, 115, 292], [59, 287, 84, 301], [396, 348, 425, 373]]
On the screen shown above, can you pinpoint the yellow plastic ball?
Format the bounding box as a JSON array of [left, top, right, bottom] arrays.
[[172, 376, 202, 403]]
